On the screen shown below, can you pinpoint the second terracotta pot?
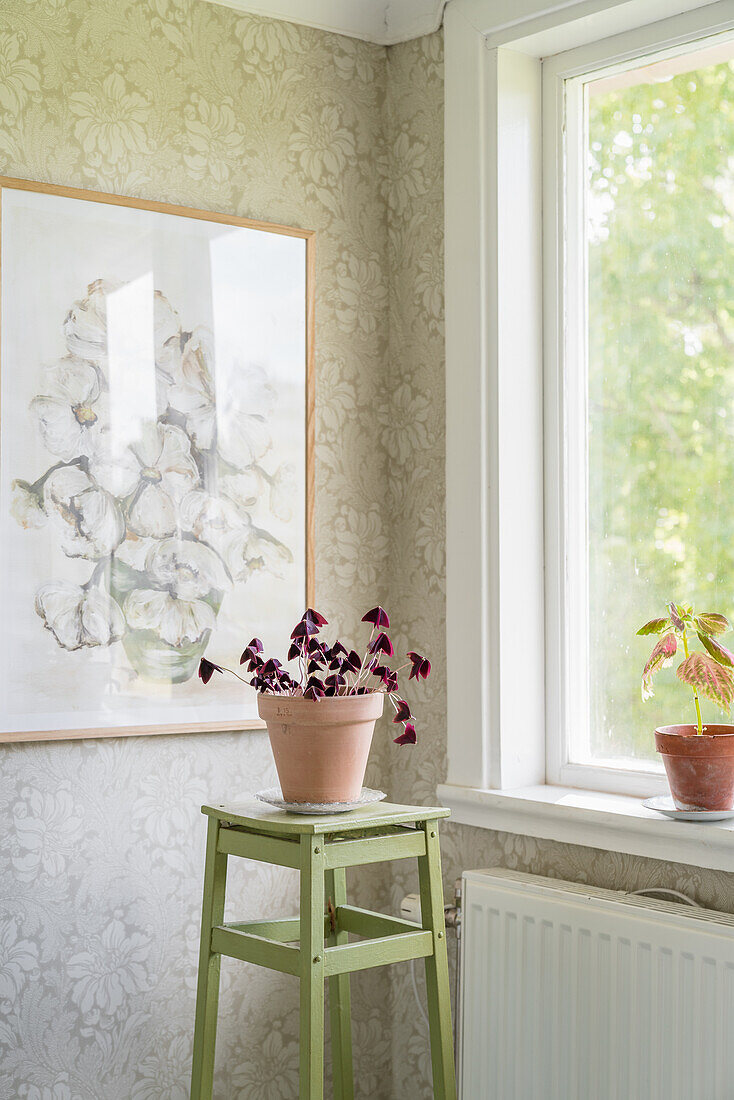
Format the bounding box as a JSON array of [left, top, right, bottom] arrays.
[[655, 724, 734, 811], [257, 691, 384, 804]]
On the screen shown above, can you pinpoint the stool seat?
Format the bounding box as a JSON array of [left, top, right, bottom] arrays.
[[190, 799, 457, 1099], [202, 798, 451, 833]]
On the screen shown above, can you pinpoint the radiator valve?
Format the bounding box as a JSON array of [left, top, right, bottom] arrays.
[[399, 879, 462, 929]]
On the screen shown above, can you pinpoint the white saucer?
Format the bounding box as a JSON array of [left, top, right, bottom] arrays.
[[255, 787, 387, 815], [643, 795, 734, 822]]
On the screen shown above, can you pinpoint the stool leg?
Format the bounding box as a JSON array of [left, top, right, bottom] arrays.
[[191, 817, 228, 1100], [326, 866, 354, 1099], [300, 835, 326, 1099], [418, 821, 457, 1100]]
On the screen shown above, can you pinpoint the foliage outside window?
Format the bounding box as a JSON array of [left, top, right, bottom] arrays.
[[577, 38, 734, 766]]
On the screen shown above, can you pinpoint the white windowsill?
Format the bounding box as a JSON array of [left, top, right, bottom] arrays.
[[437, 782, 734, 874]]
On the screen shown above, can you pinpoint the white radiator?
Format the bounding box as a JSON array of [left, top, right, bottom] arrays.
[[460, 868, 734, 1100]]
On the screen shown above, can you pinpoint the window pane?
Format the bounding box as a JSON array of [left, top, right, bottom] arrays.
[[581, 39, 734, 766]]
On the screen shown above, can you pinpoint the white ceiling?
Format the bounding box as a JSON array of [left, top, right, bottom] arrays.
[[202, 0, 447, 45]]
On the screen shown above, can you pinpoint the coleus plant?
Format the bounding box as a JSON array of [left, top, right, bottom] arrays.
[[638, 602, 734, 735], [198, 606, 431, 745]]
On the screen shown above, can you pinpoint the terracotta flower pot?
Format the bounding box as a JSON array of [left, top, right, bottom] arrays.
[[654, 724, 734, 811], [257, 692, 384, 804]]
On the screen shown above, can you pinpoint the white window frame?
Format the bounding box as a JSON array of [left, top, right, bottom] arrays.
[[544, 15, 734, 795], [440, 0, 734, 865]]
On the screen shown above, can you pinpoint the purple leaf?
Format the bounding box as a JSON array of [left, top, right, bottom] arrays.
[[677, 652, 734, 712], [303, 607, 328, 627], [344, 649, 362, 674], [291, 619, 318, 639], [304, 684, 324, 701], [362, 606, 390, 629], [392, 700, 411, 723], [247, 637, 264, 653], [393, 723, 417, 746], [368, 632, 393, 657], [199, 658, 223, 685], [287, 642, 301, 662], [407, 651, 431, 680], [261, 658, 283, 678]]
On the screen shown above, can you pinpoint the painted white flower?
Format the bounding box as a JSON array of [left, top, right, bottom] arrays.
[[220, 471, 262, 511], [13, 785, 84, 879], [232, 1026, 300, 1099], [165, 329, 216, 449], [30, 356, 107, 462], [10, 480, 46, 529], [63, 278, 180, 365], [35, 581, 125, 651], [221, 463, 295, 521], [124, 589, 215, 648], [218, 363, 276, 468], [68, 918, 150, 1016], [123, 538, 229, 647], [167, 342, 275, 465], [222, 524, 293, 582], [91, 423, 199, 537], [178, 489, 249, 554], [269, 463, 296, 522], [0, 919, 38, 1000], [112, 534, 159, 572], [145, 537, 231, 600], [42, 466, 124, 559]]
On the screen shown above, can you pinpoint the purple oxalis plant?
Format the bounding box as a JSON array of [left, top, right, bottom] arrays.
[[638, 601, 734, 735], [198, 606, 430, 745]]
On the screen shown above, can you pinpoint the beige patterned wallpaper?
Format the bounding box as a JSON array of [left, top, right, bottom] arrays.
[[0, 1, 393, 1095], [1, 1, 732, 1097]]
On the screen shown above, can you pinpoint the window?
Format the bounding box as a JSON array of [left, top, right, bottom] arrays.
[[444, 1, 734, 830], [548, 30, 734, 792]]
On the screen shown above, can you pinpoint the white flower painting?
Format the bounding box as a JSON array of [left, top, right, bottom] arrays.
[[0, 182, 310, 739]]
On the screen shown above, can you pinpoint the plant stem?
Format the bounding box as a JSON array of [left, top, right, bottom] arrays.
[[683, 631, 703, 735]]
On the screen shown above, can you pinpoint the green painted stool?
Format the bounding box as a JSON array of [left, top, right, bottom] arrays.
[[190, 800, 456, 1099]]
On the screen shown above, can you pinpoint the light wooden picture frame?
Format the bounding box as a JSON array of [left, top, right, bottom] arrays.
[[0, 176, 314, 743]]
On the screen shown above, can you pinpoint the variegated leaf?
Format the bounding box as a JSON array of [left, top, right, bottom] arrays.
[[698, 633, 734, 669], [677, 652, 734, 713], [636, 617, 669, 636], [641, 632, 677, 699], [695, 612, 730, 636]]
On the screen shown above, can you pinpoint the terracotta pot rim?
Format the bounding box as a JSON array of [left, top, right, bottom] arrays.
[[257, 691, 385, 724], [654, 724, 734, 762], [655, 723, 734, 738]]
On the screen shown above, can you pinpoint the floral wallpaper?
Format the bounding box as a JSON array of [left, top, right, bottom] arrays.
[[0, 1, 394, 1095], [1, 1, 732, 1097]]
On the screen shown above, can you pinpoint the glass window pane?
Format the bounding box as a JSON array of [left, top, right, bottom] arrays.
[[580, 38, 734, 766]]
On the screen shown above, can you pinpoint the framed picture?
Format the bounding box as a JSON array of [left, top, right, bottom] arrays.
[[0, 176, 314, 742]]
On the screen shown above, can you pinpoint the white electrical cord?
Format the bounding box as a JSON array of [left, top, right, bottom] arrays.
[[630, 887, 701, 907]]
